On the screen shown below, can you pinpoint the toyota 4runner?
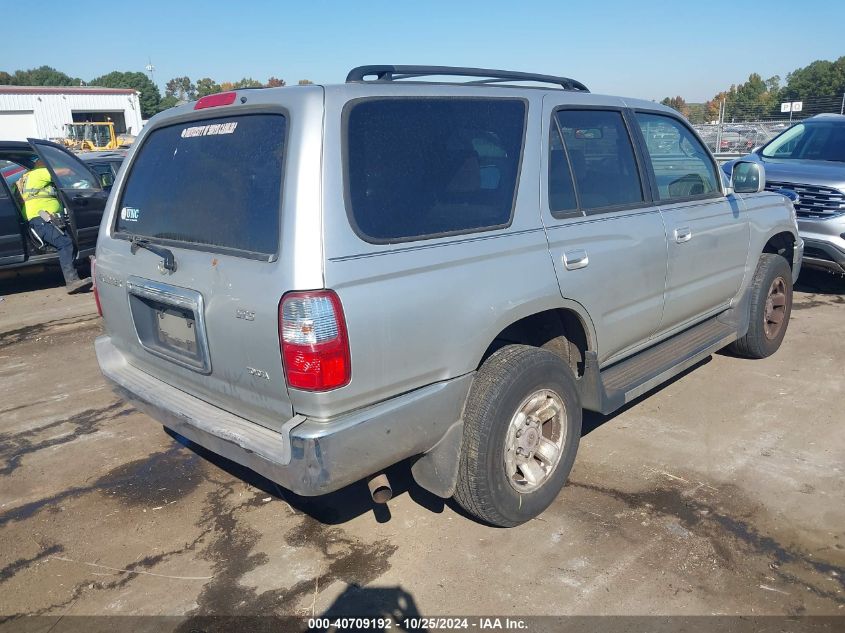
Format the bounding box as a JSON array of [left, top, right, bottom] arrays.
[[94, 66, 803, 526]]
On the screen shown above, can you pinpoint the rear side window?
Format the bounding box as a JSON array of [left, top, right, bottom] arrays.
[[345, 98, 526, 243], [635, 113, 719, 200], [86, 161, 117, 187], [548, 123, 578, 216], [116, 114, 286, 258], [555, 110, 643, 210]]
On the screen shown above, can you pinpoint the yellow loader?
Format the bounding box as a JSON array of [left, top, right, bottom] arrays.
[[62, 122, 134, 151]]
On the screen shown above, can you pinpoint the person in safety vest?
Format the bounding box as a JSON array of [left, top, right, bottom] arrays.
[[18, 159, 92, 294]]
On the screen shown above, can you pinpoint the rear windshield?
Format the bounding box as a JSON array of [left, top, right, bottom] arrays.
[[345, 98, 526, 243], [116, 114, 286, 257]]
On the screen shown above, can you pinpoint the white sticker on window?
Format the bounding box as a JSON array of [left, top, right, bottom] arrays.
[[121, 206, 140, 222], [180, 122, 238, 138]]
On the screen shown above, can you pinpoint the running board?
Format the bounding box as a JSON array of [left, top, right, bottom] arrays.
[[577, 316, 738, 415]]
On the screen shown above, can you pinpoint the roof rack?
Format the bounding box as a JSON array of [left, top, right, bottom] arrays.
[[346, 65, 589, 92]]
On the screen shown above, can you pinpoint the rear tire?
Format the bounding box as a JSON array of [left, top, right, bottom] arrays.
[[729, 253, 793, 359], [454, 345, 581, 527]]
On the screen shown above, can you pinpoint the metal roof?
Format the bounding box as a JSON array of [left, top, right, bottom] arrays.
[[0, 86, 138, 96]]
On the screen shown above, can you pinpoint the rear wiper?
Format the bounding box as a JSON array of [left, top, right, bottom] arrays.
[[130, 237, 177, 273]]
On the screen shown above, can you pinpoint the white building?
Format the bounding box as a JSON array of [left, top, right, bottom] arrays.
[[0, 85, 144, 142]]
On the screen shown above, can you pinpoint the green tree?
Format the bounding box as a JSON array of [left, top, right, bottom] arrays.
[[729, 74, 770, 118], [660, 95, 689, 117], [196, 77, 221, 98], [718, 73, 785, 120], [783, 56, 845, 99], [89, 71, 161, 119], [232, 77, 263, 89], [7, 65, 78, 86], [704, 87, 736, 122], [266, 76, 286, 87], [0, 71, 12, 84], [686, 103, 706, 124], [165, 76, 196, 101], [157, 95, 181, 112]]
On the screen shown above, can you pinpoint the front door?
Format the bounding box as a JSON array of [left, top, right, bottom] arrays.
[[631, 112, 749, 333], [28, 138, 109, 260], [0, 175, 25, 265], [542, 101, 668, 364]]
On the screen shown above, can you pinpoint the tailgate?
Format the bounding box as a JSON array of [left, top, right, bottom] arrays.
[[95, 98, 324, 432], [99, 250, 295, 431]]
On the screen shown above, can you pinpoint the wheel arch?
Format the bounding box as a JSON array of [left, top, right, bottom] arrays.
[[762, 229, 797, 269], [474, 298, 597, 378]]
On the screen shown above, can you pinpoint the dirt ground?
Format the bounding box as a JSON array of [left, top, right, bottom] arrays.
[[0, 266, 843, 625]]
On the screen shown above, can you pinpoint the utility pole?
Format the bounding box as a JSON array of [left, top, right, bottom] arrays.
[[715, 99, 724, 154], [145, 58, 156, 85]]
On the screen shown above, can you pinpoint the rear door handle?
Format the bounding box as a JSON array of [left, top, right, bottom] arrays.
[[563, 249, 589, 270], [674, 227, 692, 243], [71, 196, 88, 205]]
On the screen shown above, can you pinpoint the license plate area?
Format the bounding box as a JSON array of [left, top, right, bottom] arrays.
[[126, 277, 211, 374]]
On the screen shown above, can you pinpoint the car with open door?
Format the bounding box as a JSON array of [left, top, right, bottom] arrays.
[[0, 139, 110, 273]]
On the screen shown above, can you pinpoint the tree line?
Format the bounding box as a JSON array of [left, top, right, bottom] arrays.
[[0, 66, 314, 119], [661, 56, 845, 123]]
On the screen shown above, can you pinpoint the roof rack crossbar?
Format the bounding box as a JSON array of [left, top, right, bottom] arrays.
[[346, 65, 589, 92]]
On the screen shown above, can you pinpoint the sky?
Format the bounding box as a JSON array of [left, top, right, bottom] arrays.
[[4, 0, 844, 102]]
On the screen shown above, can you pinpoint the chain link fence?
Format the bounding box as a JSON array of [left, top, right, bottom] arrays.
[[691, 94, 845, 158]]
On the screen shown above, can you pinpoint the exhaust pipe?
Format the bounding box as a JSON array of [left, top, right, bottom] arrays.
[[367, 473, 392, 504]]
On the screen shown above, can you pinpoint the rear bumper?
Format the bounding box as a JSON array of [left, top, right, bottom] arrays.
[[95, 336, 471, 496]]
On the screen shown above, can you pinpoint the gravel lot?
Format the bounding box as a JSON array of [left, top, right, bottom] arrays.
[[0, 267, 843, 625]]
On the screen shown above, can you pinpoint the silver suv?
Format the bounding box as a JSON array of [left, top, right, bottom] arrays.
[[95, 66, 802, 526], [724, 114, 845, 274]]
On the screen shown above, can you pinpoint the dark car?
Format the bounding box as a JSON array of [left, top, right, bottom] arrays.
[[723, 114, 845, 274], [0, 139, 111, 274], [78, 150, 127, 187]]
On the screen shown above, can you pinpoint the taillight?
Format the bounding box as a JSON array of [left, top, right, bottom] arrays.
[[279, 290, 351, 391], [194, 91, 237, 110], [91, 256, 103, 317]]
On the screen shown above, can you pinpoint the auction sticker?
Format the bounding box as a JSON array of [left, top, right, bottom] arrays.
[[181, 122, 238, 138]]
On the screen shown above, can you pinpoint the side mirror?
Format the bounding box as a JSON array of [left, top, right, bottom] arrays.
[[730, 160, 766, 194]]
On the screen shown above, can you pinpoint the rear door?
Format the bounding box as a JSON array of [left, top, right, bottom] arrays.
[[28, 138, 109, 259], [631, 112, 749, 333], [95, 104, 317, 432], [0, 173, 26, 265], [542, 100, 668, 364]]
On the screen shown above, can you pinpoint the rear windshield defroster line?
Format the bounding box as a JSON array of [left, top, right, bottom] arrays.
[[114, 113, 287, 259]]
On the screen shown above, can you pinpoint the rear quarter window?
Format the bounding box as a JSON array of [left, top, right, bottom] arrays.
[[344, 98, 526, 243], [115, 113, 286, 258]]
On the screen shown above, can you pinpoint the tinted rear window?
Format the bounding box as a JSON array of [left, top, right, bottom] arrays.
[[345, 98, 526, 243], [116, 114, 286, 257]]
